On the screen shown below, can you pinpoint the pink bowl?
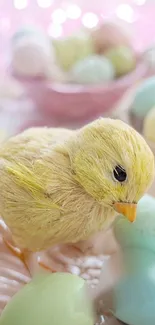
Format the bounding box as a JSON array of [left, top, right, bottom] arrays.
[[14, 61, 152, 129]]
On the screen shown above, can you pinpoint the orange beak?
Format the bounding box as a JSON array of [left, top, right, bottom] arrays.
[[114, 202, 137, 223]]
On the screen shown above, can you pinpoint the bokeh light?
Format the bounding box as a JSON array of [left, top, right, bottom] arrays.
[[37, 0, 53, 8], [133, 0, 146, 5], [82, 12, 99, 28], [14, 0, 28, 10], [48, 23, 63, 38], [66, 5, 81, 20], [116, 4, 135, 23], [51, 9, 67, 24]]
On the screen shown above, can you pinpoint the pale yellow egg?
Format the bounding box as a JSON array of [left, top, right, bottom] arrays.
[[143, 106, 155, 142]]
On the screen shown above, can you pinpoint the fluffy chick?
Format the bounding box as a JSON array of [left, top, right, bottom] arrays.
[[0, 118, 154, 267]]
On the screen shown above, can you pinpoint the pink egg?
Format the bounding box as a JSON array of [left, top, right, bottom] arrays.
[[91, 22, 132, 54]]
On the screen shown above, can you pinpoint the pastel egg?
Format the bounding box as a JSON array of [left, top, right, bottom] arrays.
[[12, 25, 45, 41], [143, 106, 155, 142], [70, 55, 114, 84], [11, 26, 53, 78], [131, 77, 155, 118], [113, 195, 155, 325], [53, 32, 94, 71], [114, 194, 155, 252], [12, 25, 51, 55], [91, 21, 132, 53], [114, 272, 155, 325], [143, 45, 155, 69], [105, 46, 136, 77], [0, 273, 94, 325]]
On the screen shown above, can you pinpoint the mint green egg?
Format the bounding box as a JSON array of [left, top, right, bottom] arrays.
[[114, 194, 155, 252], [131, 77, 155, 118], [70, 55, 114, 84], [0, 273, 94, 325]]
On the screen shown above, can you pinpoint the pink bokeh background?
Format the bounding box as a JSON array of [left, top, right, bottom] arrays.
[[0, 0, 155, 133], [1, 0, 155, 65]]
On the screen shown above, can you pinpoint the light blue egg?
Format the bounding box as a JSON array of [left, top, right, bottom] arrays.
[[113, 194, 155, 325], [70, 55, 115, 85], [131, 77, 155, 118], [114, 194, 155, 252], [114, 272, 155, 325]]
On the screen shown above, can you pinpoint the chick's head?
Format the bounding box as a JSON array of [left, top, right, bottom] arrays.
[[70, 118, 155, 222]]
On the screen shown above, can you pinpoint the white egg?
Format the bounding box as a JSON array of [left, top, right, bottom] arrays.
[[11, 27, 54, 77]]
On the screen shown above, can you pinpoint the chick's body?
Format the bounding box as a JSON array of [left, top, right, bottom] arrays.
[[0, 127, 110, 251], [0, 119, 154, 252]]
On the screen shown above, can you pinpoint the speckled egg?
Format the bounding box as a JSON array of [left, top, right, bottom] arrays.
[[70, 55, 115, 85], [0, 273, 94, 325], [105, 46, 136, 77], [53, 32, 94, 72], [130, 77, 155, 119]]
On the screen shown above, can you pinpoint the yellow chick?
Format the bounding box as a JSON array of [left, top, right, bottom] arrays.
[[0, 118, 154, 272]]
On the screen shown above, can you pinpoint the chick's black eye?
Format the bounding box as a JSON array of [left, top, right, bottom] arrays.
[[113, 165, 127, 183]]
